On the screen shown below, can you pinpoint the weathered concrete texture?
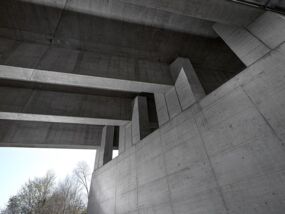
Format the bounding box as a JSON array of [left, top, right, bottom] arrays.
[[0, 120, 103, 149], [88, 12, 285, 214]]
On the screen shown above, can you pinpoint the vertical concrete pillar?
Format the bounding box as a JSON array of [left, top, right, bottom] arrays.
[[132, 95, 158, 144], [154, 58, 204, 125], [118, 122, 133, 153], [94, 126, 114, 169], [125, 122, 132, 149], [137, 96, 152, 139], [131, 97, 140, 144], [164, 87, 182, 119], [170, 58, 205, 110], [154, 93, 170, 126], [118, 125, 126, 154]]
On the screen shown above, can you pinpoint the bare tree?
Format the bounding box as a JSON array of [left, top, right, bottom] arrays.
[[19, 171, 55, 214], [2, 167, 89, 214], [0, 196, 21, 214], [45, 176, 85, 214], [73, 161, 91, 196]]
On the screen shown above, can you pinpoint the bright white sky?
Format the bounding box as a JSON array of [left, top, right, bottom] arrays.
[[0, 147, 96, 209]]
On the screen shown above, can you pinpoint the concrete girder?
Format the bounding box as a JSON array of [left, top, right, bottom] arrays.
[[0, 120, 103, 149], [0, 65, 173, 94], [0, 86, 133, 123]]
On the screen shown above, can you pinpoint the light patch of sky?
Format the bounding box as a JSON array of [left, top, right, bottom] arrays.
[[0, 147, 96, 209], [112, 149, 119, 159]]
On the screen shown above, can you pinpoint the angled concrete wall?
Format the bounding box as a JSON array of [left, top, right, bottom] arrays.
[[88, 12, 285, 214]]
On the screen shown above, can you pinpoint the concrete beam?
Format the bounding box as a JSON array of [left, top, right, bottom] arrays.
[[0, 86, 132, 124], [0, 112, 129, 126], [0, 120, 103, 149], [0, 65, 173, 94]]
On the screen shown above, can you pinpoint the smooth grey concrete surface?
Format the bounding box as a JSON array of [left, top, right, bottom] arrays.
[[0, 120, 103, 149], [88, 11, 285, 214]]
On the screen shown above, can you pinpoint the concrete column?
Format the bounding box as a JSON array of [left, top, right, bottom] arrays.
[[118, 125, 126, 154], [164, 87, 182, 119], [154, 57, 204, 125], [170, 58, 205, 110], [154, 93, 170, 126], [131, 97, 140, 144], [125, 122, 133, 150], [94, 126, 114, 169], [132, 95, 158, 144]]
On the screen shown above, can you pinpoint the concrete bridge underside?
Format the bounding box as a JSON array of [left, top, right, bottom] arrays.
[[0, 0, 285, 213]]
